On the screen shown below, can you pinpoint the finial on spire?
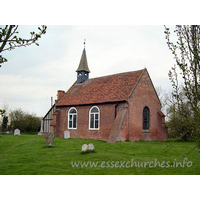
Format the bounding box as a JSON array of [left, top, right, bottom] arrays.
[[84, 39, 86, 48]]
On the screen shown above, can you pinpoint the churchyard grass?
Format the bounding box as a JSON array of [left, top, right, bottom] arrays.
[[0, 133, 199, 175]]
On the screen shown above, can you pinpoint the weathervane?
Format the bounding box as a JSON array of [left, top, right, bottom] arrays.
[[84, 39, 86, 48]]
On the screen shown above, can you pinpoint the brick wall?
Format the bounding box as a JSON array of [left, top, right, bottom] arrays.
[[53, 103, 117, 140], [51, 69, 167, 142], [127, 69, 167, 141]]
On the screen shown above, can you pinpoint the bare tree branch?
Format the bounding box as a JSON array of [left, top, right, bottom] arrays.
[[0, 25, 47, 67]]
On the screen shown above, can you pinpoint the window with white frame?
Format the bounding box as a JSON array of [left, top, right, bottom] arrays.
[[89, 106, 100, 130], [68, 107, 77, 129]]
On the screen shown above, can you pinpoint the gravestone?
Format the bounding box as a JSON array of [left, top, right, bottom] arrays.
[[81, 144, 88, 152], [64, 131, 70, 139], [45, 131, 54, 147], [88, 143, 95, 151], [14, 129, 20, 136]]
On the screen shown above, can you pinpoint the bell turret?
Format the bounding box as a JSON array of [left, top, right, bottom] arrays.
[[76, 45, 90, 84]]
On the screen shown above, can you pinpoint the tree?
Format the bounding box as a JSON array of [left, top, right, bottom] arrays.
[[155, 85, 172, 117], [0, 109, 6, 116], [9, 108, 41, 132], [166, 86, 195, 140], [2, 116, 8, 131], [0, 25, 47, 67], [0, 109, 8, 132], [164, 25, 200, 149]]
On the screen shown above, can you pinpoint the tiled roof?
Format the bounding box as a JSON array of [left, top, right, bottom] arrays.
[[56, 69, 145, 106]]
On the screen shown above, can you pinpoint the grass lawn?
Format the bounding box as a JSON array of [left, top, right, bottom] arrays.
[[0, 133, 199, 175]]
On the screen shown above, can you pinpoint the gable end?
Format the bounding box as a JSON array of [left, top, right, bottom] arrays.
[[127, 68, 161, 106]]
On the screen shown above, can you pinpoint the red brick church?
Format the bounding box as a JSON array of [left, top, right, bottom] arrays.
[[43, 47, 167, 143]]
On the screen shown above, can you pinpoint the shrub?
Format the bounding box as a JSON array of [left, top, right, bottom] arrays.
[[9, 108, 41, 132]]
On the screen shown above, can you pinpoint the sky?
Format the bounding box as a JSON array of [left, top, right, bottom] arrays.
[[1, 1, 199, 198], [0, 25, 177, 117]]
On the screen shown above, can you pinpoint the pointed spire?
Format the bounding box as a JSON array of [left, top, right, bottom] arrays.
[[76, 41, 91, 73]]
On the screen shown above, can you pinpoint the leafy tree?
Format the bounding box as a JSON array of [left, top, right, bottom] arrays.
[[166, 89, 194, 140], [2, 116, 8, 131], [9, 108, 25, 131], [24, 114, 41, 132], [164, 25, 200, 149], [0, 109, 8, 131], [9, 108, 41, 132], [0, 25, 47, 67], [0, 109, 6, 116]]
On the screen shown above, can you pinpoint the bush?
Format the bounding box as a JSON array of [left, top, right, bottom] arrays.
[[2, 116, 8, 131], [9, 108, 41, 132], [166, 104, 194, 141]]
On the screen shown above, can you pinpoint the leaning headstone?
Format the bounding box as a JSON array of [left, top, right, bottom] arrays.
[[45, 131, 54, 147], [81, 144, 88, 152], [14, 129, 20, 136], [88, 143, 95, 151], [64, 130, 70, 139]]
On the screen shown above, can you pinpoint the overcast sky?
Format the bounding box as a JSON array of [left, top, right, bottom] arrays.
[[0, 25, 177, 117], [1, 1, 199, 196]]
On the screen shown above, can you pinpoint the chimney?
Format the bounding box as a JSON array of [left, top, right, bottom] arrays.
[[57, 90, 65, 101]]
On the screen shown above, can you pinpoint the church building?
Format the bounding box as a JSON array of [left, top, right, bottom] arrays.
[[45, 47, 167, 143]]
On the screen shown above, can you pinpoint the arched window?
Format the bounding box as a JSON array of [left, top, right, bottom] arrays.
[[68, 107, 77, 129], [89, 106, 100, 130], [143, 106, 149, 130]]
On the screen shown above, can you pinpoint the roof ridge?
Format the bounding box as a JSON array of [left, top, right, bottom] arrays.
[[56, 68, 146, 107], [88, 69, 144, 81]]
